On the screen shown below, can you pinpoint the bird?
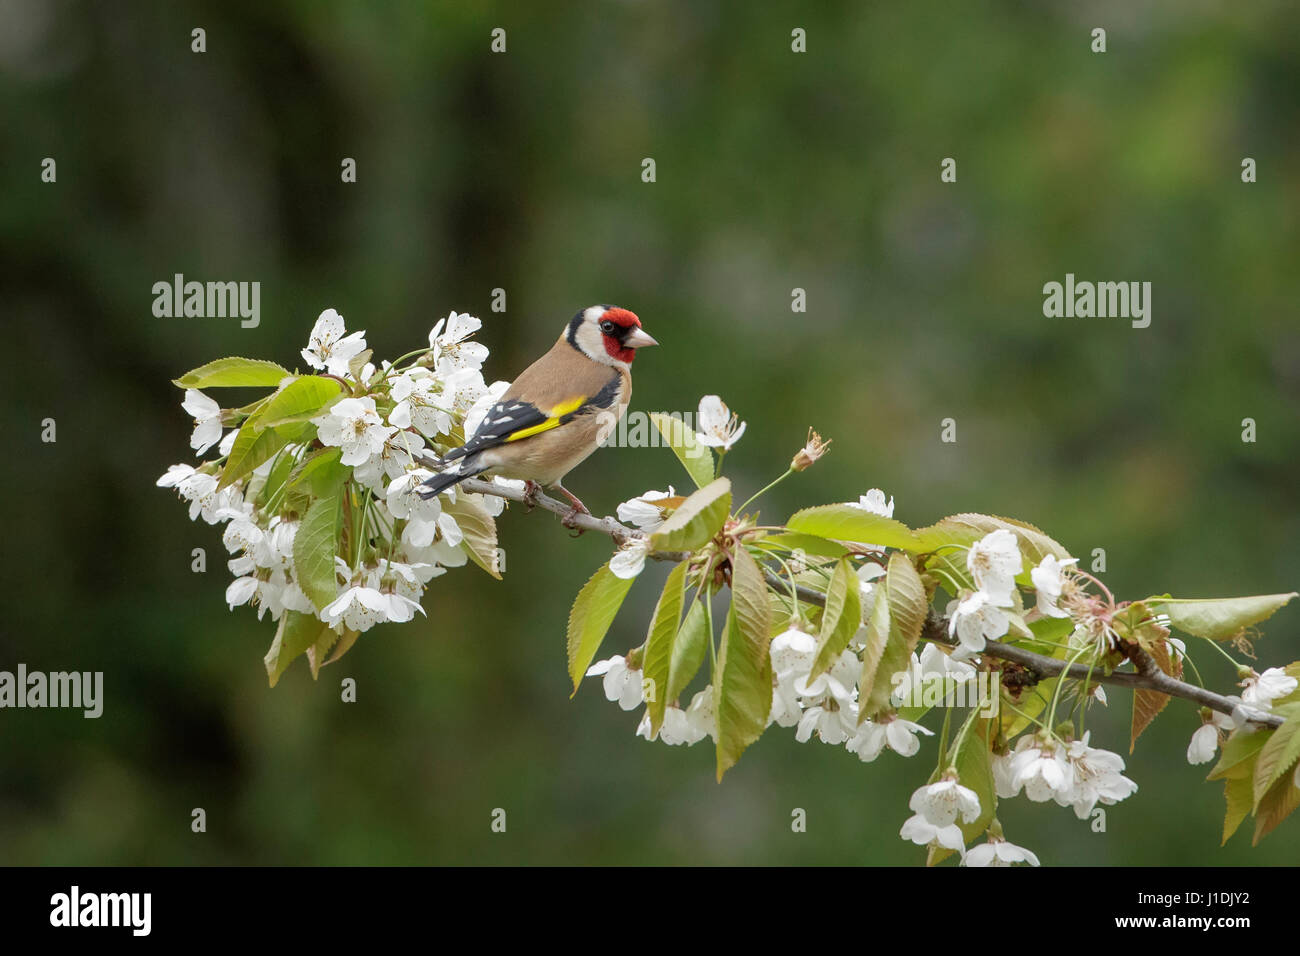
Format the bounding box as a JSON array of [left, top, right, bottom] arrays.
[[417, 305, 658, 525]]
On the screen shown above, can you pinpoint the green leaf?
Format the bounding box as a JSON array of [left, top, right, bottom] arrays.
[[306, 628, 342, 679], [264, 610, 331, 687], [649, 477, 731, 553], [444, 493, 502, 580], [219, 414, 291, 490], [999, 677, 1058, 741], [752, 531, 851, 559], [1221, 773, 1253, 844], [1145, 593, 1299, 641], [787, 504, 921, 551], [293, 489, 343, 611], [258, 375, 345, 428], [1254, 702, 1300, 808], [915, 513, 1070, 566], [667, 598, 710, 704], [173, 357, 290, 389], [1253, 774, 1300, 845], [928, 718, 996, 866], [924, 548, 975, 597], [1022, 614, 1076, 657], [287, 447, 349, 499], [858, 552, 928, 721], [714, 546, 773, 780], [641, 562, 689, 737], [857, 581, 891, 716], [808, 557, 863, 681], [1208, 727, 1270, 781], [256, 447, 297, 509], [650, 412, 715, 489], [566, 562, 636, 693]]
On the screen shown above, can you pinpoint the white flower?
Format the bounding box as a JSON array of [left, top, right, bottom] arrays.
[[770, 628, 860, 735], [225, 576, 258, 610], [963, 837, 1039, 867], [182, 389, 223, 455], [770, 628, 818, 683], [352, 429, 427, 491], [694, 395, 746, 450], [846, 715, 933, 761], [1186, 722, 1221, 765], [639, 688, 713, 746], [856, 562, 885, 608], [321, 584, 389, 632], [1006, 736, 1074, 803], [386, 470, 452, 547], [683, 687, 715, 742], [159, 467, 244, 524], [919, 642, 977, 683], [313, 396, 396, 467], [429, 311, 490, 374], [609, 538, 650, 579], [966, 529, 1022, 607], [795, 702, 859, 745], [793, 648, 858, 704], [389, 369, 454, 437], [586, 655, 644, 711], [1060, 732, 1137, 819], [909, 778, 981, 827], [157, 463, 196, 488], [462, 378, 510, 437], [222, 515, 264, 563], [769, 628, 819, 727], [992, 751, 1019, 799], [616, 488, 676, 532], [948, 590, 1009, 654], [899, 815, 965, 854], [301, 308, 367, 377], [852, 489, 895, 517], [1030, 554, 1077, 618], [473, 480, 524, 517], [1240, 667, 1298, 708]]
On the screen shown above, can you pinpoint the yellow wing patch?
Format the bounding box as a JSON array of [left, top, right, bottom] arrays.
[[503, 395, 586, 442]]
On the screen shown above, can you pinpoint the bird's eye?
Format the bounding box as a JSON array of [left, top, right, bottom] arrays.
[[599, 320, 616, 334]]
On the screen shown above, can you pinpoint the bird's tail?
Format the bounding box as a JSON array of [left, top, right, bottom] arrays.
[[417, 453, 487, 500]]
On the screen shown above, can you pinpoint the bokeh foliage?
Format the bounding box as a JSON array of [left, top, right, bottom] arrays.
[[1, 0, 1297, 863]]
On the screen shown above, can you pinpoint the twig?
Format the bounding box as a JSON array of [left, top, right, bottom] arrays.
[[459, 477, 1283, 730]]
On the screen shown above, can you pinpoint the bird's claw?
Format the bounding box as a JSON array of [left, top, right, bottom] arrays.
[[562, 506, 587, 536], [523, 480, 542, 511]]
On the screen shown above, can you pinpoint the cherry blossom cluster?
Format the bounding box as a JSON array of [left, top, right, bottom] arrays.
[[584, 484, 1192, 865], [158, 309, 520, 641]]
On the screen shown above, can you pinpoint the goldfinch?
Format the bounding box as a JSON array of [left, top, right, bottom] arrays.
[[418, 305, 658, 521]]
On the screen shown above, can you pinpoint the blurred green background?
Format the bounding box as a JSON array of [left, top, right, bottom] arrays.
[[2, 0, 1298, 864]]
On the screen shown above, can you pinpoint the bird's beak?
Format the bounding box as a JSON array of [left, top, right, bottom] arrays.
[[624, 327, 659, 349]]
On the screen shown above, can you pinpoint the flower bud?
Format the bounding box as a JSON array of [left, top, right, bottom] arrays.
[[791, 428, 831, 472]]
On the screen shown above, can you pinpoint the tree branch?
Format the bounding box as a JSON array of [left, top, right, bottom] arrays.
[[461, 477, 1283, 730]]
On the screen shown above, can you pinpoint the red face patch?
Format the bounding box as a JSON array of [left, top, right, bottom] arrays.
[[599, 308, 640, 363]]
